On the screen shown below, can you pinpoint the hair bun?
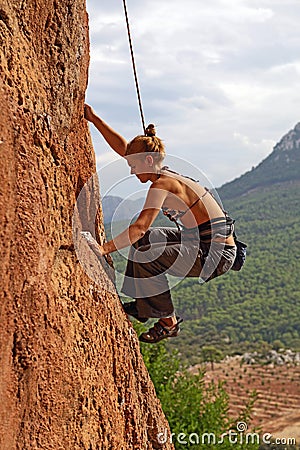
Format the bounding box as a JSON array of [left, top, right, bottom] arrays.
[[145, 124, 156, 137]]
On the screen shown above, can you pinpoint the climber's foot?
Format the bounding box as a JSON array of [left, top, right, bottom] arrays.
[[139, 317, 183, 344]]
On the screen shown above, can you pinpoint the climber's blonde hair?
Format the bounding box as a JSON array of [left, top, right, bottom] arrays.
[[125, 124, 166, 164]]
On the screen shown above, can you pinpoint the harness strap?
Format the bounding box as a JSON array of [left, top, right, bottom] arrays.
[[197, 216, 234, 232], [197, 217, 235, 243]]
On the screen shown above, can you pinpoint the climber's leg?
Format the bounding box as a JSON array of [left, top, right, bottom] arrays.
[[121, 227, 202, 319], [121, 227, 181, 318]]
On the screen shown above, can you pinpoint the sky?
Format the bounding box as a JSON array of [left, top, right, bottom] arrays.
[[85, 0, 300, 197]]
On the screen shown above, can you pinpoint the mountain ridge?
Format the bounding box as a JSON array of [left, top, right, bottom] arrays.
[[102, 195, 144, 224], [218, 122, 300, 199]]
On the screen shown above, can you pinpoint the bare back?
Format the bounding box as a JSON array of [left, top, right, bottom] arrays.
[[151, 171, 235, 245]]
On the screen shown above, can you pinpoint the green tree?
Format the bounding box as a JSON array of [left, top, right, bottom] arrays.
[[201, 346, 224, 371], [272, 340, 284, 351]]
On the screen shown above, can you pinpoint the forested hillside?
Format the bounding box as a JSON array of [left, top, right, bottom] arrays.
[[219, 122, 300, 199]]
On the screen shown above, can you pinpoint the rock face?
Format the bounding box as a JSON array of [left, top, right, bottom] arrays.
[[0, 1, 172, 449]]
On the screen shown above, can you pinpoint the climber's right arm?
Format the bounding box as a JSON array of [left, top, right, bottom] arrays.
[[84, 104, 127, 157]]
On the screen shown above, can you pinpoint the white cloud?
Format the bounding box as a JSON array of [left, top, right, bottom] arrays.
[[233, 132, 276, 157], [96, 151, 119, 167]]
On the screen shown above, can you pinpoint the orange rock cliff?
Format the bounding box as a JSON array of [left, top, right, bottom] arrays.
[[0, 1, 173, 448]]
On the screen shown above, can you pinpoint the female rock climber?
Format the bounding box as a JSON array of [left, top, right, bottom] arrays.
[[84, 104, 236, 344]]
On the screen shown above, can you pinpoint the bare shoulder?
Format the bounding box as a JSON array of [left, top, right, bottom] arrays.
[[151, 173, 181, 193]]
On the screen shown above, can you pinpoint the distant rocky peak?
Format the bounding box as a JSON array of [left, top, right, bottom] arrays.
[[219, 121, 300, 199], [274, 122, 300, 153]]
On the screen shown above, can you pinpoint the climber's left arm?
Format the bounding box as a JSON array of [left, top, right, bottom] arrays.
[[97, 185, 168, 255], [101, 211, 159, 255]]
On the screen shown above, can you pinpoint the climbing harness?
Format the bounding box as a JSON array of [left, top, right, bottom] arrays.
[[122, 0, 146, 134]]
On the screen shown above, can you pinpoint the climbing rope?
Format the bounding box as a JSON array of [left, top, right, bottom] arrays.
[[122, 0, 146, 134]]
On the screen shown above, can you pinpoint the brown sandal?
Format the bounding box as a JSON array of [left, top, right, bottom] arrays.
[[139, 317, 183, 344]]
